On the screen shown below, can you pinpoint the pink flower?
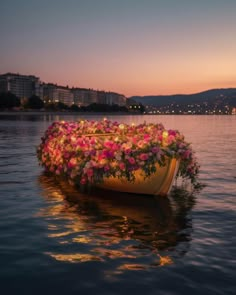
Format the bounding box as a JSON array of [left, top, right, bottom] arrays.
[[128, 157, 135, 165], [183, 150, 191, 159], [139, 153, 149, 161], [55, 169, 61, 175], [104, 141, 113, 148], [64, 152, 70, 159], [144, 134, 150, 139], [137, 140, 145, 148], [168, 130, 176, 136], [124, 148, 131, 154], [119, 162, 125, 170], [68, 158, 77, 169], [151, 147, 160, 153], [49, 166, 55, 172], [80, 177, 87, 185], [87, 168, 94, 177], [167, 135, 176, 144], [104, 165, 110, 171]]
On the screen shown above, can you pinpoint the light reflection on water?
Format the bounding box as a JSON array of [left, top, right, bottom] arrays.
[[0, 114, 236, 295], [37, 174, 196, 271]]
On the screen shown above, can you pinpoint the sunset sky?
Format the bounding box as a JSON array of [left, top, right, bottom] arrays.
[[1, 0, 236, 97]]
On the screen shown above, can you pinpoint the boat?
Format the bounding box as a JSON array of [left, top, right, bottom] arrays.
[[97, 158, 179, 196], [37, 119, 199, 196]]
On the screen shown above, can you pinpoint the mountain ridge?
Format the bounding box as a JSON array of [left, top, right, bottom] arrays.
[[129, 88, 236, 106]]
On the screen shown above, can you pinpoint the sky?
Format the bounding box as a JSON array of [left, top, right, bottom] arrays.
[[1, 0, 236, 97]]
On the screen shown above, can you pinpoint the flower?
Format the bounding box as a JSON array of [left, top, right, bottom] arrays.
[[37, 119, 200, 187], [128, 157, 136, 164], [139, 153, 149, 161]]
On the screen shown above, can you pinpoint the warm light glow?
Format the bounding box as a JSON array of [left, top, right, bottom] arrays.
[[159, 255, 173, 266], [162, 131, 169, 139], [162, 131, 169, 147], [46, 252, 103, 263], [119, 124, 125, 130], [71, 136, 76, 142]]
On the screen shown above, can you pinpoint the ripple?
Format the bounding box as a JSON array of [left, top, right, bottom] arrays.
[[0, 181, 26, 185], [1, 115, 236, 295], [45, 252, 104, 263]]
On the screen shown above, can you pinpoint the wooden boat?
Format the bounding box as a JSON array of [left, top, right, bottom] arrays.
[[37, 119, 197, 197], [97, 158, 179, 196]]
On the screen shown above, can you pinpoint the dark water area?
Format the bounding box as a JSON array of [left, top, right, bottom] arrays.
[[0, 113, 235, 295]]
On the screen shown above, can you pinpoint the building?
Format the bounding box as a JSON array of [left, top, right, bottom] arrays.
[[0, 73, 41, 100], [0, 72, 127, 107], [72, 88, 98, 106], [72, 88, 126, 107], [110, 93, 126, 106], [99, 91, 126, 106], [43, 84, 74, 106]]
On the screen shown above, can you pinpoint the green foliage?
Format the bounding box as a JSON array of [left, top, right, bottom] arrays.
[[70, 104, 80, 111], [56, 102, 68, 110], [26, 95, 44, 109], [44, 102, 56, 110], [0, 92, 21, 109]]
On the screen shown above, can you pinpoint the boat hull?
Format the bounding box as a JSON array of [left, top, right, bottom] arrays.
[[97, 158, 179, 196]]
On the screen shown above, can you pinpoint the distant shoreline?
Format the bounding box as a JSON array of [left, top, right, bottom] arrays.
[[0, 110, 133, 116], [0, 111, 234, 116]]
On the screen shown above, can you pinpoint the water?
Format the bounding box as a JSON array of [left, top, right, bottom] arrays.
[[0, 113, 235, 295]]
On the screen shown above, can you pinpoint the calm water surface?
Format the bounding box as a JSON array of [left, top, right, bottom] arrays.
[[0, 114, 235, 295]]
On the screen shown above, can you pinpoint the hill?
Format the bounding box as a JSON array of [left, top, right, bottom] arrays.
[[129, 88, 236, 107]]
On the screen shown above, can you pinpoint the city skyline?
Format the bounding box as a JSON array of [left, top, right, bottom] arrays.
[[0, 72, 127, 107], [1, 0, 236, 97]]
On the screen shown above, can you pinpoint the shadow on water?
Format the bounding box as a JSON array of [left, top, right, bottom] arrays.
[[38, 174, 198, 271]]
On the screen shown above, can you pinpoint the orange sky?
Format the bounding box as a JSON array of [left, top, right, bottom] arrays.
[[1, 0, 236, 97]]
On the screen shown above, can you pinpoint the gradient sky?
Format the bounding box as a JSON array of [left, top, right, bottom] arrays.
[[1, 0, 236, 97]]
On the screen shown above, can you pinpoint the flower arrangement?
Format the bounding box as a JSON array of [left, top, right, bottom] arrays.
[[37, 119, 199, 188]]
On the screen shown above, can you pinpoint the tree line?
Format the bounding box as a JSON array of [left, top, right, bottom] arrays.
[[0, 92, 140, 112], [0, 92, 44, 109]]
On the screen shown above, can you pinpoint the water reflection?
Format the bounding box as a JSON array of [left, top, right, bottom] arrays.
[[38, 174, 196, 271]]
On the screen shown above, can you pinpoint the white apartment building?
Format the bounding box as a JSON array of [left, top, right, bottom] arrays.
[[0, 72, 127, 107], [72, 89, 126, 106], [43, 84, 74, 106], [72, 88, 98, 106], [0, 73, 41, 99], [104, 92, 126, 106]]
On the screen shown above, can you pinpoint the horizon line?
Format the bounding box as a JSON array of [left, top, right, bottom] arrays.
[[1, 72, 235, 98]]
